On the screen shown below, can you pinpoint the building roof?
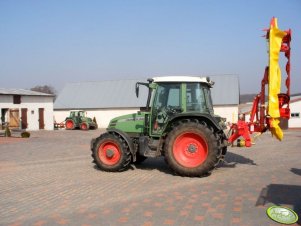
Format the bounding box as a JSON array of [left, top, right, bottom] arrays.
[[55, 79, 149, 109], [0, 88, 54, 96], [54, 75, 239, 110]]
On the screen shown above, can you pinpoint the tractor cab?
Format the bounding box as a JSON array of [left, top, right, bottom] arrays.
[[70, 110, 85, 118], [138, 76, 217, 135], [151, 78, 214, 122]]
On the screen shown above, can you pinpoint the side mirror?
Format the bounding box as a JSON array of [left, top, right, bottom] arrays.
[[135, 82, 149, 98], [135, 83, 139, 98]]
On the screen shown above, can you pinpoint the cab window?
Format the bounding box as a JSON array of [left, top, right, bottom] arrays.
[[186, 83, 206, 111], [154, 83, 181, 109]]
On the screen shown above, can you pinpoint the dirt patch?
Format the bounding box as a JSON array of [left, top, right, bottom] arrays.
[[0, 137, 28, 144]]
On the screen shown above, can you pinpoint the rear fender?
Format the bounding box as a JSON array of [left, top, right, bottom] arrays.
[[165, 114, 222, 133]]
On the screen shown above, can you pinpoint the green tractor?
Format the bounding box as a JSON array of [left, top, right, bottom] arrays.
[[65, 110, 98, 130], [91, 77, 228, 177]]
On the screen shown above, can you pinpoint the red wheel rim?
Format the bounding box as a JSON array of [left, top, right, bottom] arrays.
[[66, 120, 73, 129], [81, 123, 87, 130], [173, 132, 208, 168], [98, 141, 121, 165]]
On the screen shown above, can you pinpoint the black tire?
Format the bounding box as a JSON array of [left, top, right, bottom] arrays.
[[164, 121, 219, 177], [214, 133, 228, 166], [91, 123, 98, 130], [91, 133, 131, 172]]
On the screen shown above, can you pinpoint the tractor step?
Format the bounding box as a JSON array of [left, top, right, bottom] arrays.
[[139, 136, 161, 158], [220, 159, 237, 168]]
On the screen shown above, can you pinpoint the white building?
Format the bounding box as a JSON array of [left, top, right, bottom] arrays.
[[288, 95, 301, 128], [54, 75, 239, 128], [0, 88, 54, 130], [240, 95, 301, 129]]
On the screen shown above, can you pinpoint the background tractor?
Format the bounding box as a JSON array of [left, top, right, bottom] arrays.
[[91, 77, 228, 177], [65, 110, 98, 130]]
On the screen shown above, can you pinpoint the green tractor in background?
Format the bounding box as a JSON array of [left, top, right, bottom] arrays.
[[91, 77, 228, 177], [65, 110, 98, 130]]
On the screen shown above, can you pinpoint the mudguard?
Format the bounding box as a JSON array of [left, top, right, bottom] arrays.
[[166, 113, 224, 132], [107, 128, 136, 159]]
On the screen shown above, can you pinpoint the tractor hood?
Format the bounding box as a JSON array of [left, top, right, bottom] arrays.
[[108, 112, 146, 134]]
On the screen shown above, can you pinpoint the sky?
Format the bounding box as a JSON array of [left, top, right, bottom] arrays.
[[0, 0, 300, 94]]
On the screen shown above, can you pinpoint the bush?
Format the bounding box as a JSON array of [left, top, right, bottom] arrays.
[[21, 131, 30, 138], [4, 127, 11, 137]]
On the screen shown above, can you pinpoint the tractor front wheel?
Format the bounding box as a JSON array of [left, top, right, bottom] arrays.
[[91, 133, 131, 172], [65, 119, 75, 130], [164, 121, 219, 177]]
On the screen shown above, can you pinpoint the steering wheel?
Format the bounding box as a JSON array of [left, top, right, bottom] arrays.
[[166, 105, 182, 114]]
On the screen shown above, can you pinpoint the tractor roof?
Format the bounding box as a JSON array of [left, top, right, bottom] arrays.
[[152, 76, 214, 86], [69, 110, 85, 112]]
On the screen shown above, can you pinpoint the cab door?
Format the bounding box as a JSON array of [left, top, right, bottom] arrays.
[[150, 83, 181, 136]]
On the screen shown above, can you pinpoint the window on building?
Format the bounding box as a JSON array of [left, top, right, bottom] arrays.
[[13, 95, 21, 104], [291, 113, 300, 118]]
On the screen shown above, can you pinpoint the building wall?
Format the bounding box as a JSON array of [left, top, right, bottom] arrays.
[[214, 105, 238, 123], [55, 106, 238, 129], [288, 101, 301, 128], [54, 108, 140, 128], [0, 95, 54, 130]]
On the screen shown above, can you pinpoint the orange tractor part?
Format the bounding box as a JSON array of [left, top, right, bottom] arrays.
[[228, 17, 291, 147]]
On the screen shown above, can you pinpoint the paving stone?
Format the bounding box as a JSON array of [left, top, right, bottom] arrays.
[[0, 129, 300, 226]]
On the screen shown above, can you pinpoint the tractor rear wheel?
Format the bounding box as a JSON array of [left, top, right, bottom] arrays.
[[91, 133, 131, 172], [164, 121, 219, 177], [65, 119, 75, 130], [90, 123, 98, 130]]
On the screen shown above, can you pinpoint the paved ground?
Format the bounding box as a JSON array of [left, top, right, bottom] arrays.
[[0, 129, 300, 226]]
